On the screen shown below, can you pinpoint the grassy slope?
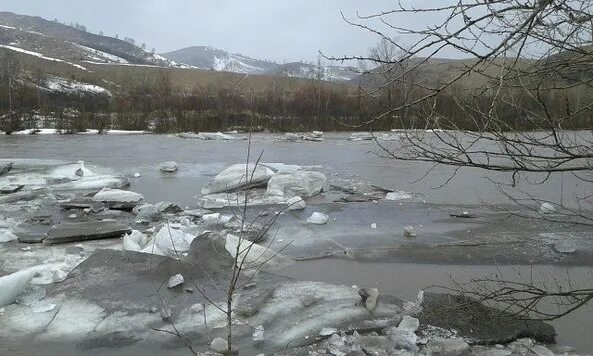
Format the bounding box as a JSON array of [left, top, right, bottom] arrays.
[[1, 46, 347, 94]]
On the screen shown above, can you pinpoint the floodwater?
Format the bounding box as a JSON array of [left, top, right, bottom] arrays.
[[1, 132, 592, 353], [279, 260, 593, 352], [0, 132, 584, 207]]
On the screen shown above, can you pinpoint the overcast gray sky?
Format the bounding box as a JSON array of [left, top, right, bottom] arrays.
[[0, 0, 426, 63]]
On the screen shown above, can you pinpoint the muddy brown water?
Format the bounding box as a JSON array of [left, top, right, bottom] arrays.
[[1, 133, 592, 353]]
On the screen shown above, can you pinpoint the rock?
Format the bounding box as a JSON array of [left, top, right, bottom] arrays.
[[160, 307, 172, 322], [92, 188, 143, 210], [426, 338, 470, 355], [75, 168, 84, 177], [0, 269, 37, 307], [201, 163, 275, 195], [385, 191, 412, 201], [159, 161, 178, 172], [404, 226, 416, 238], [267, 171, 327, 198], [210, 337, 229, 354], [307, 212, 329, 225], [553, 241, 576, 254], [539, 202, 555, 214], [0, 184, 24, 194], [44, 221, 132, 244], [167, 274, 184, 288], [359, 288, 379, 311], [286, 196, 306, 210]]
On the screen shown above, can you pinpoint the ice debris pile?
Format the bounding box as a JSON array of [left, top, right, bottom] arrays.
[[284, 131, 324, 142], [176, 132, 245, 141], [199, 163, 328, 208]]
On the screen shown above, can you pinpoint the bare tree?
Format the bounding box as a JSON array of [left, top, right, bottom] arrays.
[[331, 1, 593, 320], [0, 51, 22, 134]]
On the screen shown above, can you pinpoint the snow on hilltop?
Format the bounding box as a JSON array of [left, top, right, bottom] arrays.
[[0, 11, 186, 69], [41, 77, 112, 96], [162, 45, 358, 81]]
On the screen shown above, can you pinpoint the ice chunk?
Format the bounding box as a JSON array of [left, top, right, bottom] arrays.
[[202, 213, 221, 226], [553, 241, 577, 254], [398, 315, 420, 332], [0, 269, 37, 307], [32, 301, 56, 313], [349, 132, 373, 141], [123, 230, 148, 252], [167, 274, 184, 288], [404, 226, 416, 238], [267, 170, 327, 198], [134, 201, 183, 222], [539, 202, 555, 214], [225, 233, 289, 269], [426, 338, 470, 355], [286, 196, 306, 210], [385, 191, 413, 201], [201, 163, 275, 195], [153, 225, 195, 257], [159, 161, 178, 172], [92, 187, 143, 209], [320, 327, 338, 336], [307, 212, 329, 225], [252, 325, 264, 343], [386, 327, 418, 351], [0, 229, 18, 242], [530, 345, 555, 356]]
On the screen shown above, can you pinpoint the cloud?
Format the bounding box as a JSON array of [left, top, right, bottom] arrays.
[[0, 0, 416, 62]]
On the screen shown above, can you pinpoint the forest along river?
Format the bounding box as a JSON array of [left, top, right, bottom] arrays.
[[1, 132, 592, 352]]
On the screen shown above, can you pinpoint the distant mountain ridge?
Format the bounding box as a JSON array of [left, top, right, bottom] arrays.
[[162, 46, 358, 81], [0, 11, 186, 68], [0, 11, 357, 81]]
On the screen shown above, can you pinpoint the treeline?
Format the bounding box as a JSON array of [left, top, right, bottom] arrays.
[[1, 60, 592, 134]]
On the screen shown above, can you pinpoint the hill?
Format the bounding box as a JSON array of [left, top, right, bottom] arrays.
[[162, 45, 358, 81], [0, 11, 183, 68]]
